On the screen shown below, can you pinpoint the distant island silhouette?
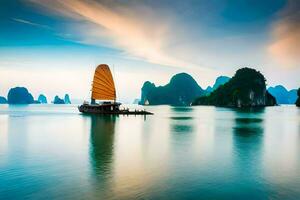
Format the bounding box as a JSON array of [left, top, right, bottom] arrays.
[[139, 67, 300, 107], [205, 76, 230, 94], [192, 68, 276, 107], [52, 94, 71, 104], [64, 94, 71, 104], [0, 86, 74, 105], [268, 85, 297, 104], [7, 87, 35, 104], [0, 71, 298, 107], [0, 96, 7, 104], [52, 96, 64, 104], [140, 73, 205, 106], [38, 94, 47, 104], [138, 74, 235, 106]]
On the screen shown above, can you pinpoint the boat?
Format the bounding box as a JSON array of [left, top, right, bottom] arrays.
[[78, 64, 153, 115]]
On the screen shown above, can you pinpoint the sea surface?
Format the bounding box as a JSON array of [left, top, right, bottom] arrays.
[[0, 104, 300, 200]]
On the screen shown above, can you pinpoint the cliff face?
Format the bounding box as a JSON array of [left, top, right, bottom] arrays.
[[140, 81, 155, 105], [296, 88, 300, 107], [192, 68, 277, 107], [7, 87, 34, 104], [140, 73, 205, 106]]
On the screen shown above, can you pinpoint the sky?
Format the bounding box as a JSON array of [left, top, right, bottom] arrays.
[[0, 0, 299, 103]]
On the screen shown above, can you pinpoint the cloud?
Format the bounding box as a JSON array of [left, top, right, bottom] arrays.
[[26, 0, 273, 74], [27, 0, 209, 70], [26, 0, 279, 75], [268, 0, 300, 68], [12, 18, 51, 30]]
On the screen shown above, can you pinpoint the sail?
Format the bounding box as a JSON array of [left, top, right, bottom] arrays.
[[91, 64, 116, 101]]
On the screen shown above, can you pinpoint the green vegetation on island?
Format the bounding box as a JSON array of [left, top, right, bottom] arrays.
[[192, 68, 277, 107], [140, 73, 205, 106]]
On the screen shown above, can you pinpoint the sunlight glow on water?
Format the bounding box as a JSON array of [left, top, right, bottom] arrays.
[[0, 104, 299, 199]]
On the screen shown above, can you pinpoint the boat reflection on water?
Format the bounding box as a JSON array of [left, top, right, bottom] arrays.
[[89, 115, 116, 175], [89, 115, 117, 198]]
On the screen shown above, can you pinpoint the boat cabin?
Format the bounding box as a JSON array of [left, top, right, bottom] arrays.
[[94, 102, 120, 111]]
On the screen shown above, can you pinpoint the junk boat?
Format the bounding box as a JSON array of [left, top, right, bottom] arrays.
[[78, 64, 153, 115]]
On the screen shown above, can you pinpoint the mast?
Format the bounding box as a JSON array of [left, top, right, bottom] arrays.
[[113, 64, 116, 103]]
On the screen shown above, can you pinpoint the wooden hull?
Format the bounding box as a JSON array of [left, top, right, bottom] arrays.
[[78, 104, 153, 115]]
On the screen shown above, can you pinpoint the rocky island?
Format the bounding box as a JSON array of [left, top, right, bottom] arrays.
[[0, 96, 7, 104], [296, 88, 300, 107], [192, 68, 277, 107], [7, 87, 35, 104], [140, 73, 205, 106], [53, 96, 65, 104], [52, 94, 72, 104], [64, 94, 71, 104], [268, 85, 297, 104], [38, 94, 48, 104], [0, 87, 72, 105]]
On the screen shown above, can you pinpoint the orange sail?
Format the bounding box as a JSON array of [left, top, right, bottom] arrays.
[[91, 64, 116, 101]]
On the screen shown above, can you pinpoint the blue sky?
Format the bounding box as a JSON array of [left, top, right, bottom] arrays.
[[0, 0, 299, 102]]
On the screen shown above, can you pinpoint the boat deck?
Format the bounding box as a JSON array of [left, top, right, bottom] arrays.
[[78, 104, 153, 115]]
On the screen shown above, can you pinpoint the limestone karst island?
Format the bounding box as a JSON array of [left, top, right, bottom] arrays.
[[192, 68, 276, 107], [1, 0, 300, 200]]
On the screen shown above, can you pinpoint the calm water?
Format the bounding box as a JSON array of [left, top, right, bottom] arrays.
[[0, 104, 300, 200]]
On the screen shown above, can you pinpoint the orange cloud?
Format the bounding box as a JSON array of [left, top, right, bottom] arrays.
[[27, 0, 200, 69], [268, 1, 300, 68]]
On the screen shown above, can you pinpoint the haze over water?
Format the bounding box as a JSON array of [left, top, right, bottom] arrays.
[[0, 105, 299, 199]]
